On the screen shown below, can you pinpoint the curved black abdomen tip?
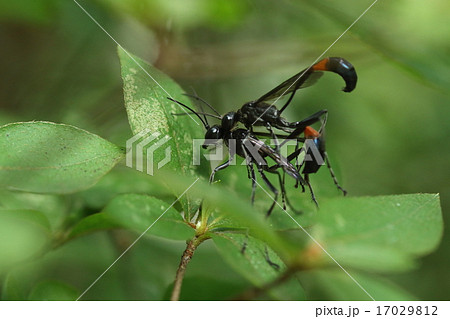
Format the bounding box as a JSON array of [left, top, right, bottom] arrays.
[[328, 57, 357, 92]]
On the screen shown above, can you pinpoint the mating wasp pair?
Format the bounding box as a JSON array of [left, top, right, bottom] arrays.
[[170, 57, 357, 216]]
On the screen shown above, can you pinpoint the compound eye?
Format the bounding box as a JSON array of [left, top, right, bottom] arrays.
[[205, 125, 221, 139], [203, 125, 221, 149]]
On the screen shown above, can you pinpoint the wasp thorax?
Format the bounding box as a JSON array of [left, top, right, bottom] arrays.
[[221, 111, 239, 132]]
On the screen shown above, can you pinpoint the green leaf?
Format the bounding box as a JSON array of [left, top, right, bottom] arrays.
[[212, 233, 305, 300], [210, 161, 319, 229], [213, 233, 283, 285], [310, 194, 442, 272], [0, 209, 51, 271], [0, 191, 67, 230], [320, 243, 416, 273], [67, 213, 120, 241], [79, 166, 173, 209], [102, 194, 195, 240], [118, 47, 201, 176], [0, 122, 124, 194], [28, 281, 78, 301], [118, 48, 209, 217], [152, 172, 287, 256], [300, 269, 416, 301], [1, 273, 24, 300]]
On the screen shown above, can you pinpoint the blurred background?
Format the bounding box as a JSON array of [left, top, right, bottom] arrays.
[[0, 0, 448, 300]]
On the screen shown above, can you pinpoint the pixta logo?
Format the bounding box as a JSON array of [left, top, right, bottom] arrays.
[[126, 129, 172, 175]]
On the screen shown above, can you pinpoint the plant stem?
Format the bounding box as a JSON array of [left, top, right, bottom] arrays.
[[170, 235, 208, 301]]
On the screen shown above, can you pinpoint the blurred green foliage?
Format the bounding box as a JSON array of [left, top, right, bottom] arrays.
[[0, 0, 448, 300]]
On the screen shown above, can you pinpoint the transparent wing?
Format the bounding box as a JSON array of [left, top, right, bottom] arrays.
[[255, 68, 323, 103], [255, 57, 357, 103]]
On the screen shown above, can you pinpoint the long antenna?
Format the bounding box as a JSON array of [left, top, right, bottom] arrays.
[[186, 89, 209, 126], [183, 93, 221, 116], [173, 111, 221, 120], [167, 97, 210, 129]]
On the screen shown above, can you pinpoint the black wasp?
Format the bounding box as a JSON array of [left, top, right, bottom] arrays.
[[169, 57, 357, 215], [200, 57, 356, 135], [169, 96, 306, 216]]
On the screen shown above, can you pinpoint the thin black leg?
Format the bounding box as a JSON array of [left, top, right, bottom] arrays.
[[240, 229, 250, 254], [279, 82, 301, 114], [264, 246, 280, 271], [266, 123, 280, 153], [209, 147, 236, 183], [268, 170, 286, 210], [249, 162, 257, 204], [305, 174, 319, 207], [256, 165, 279, 218], [324, 152, 347, 196], [241, 146, 258, 204]]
